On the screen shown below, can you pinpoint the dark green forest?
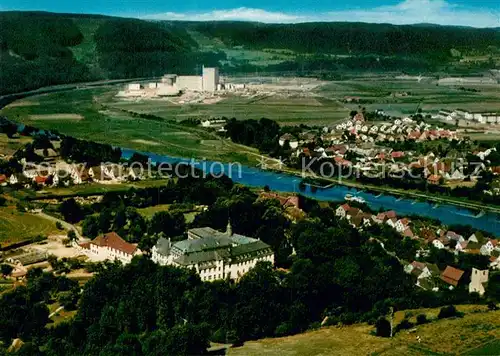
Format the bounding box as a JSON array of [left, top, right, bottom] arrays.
[[185, 21, 500, 58], [0, 11, 499, 95]]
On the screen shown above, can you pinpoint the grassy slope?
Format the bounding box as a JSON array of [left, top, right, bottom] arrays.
[[0, 206, 58, 246], [229, 306, 500, 356]]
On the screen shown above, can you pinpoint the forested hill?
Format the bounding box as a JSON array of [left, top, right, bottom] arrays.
[[0, 12, 211, 95], [0, 11, 499, 95], [179, 21, 500, 58]]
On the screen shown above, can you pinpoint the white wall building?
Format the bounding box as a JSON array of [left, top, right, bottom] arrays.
[[82, 232, 141, 264], [469, 268, 489, 296], [151, 225, 274, 282]]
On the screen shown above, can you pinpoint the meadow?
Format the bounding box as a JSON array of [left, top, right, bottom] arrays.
[[229, 306, 500, 356]]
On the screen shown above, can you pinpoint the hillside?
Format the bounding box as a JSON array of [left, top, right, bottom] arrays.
[[229, 306, 500, 356], [0, 11, 499, 95], [0, 12, 202, 95]]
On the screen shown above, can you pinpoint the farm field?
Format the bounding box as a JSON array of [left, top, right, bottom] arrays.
[[229, 307, 500, 356], [0, 206, 58, 247], [108, 94, 348, 126], [317, 78, 500, 117]]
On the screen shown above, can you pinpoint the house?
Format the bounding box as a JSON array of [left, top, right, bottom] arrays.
[[427, 174, 441, 185], [128, 167, 144, 181], [480, 239, 498, 256], [336, 204, 351, 219], [446, 231, 464, 243], [469, 268, 489, 296], [420, 228, 437, 243], [88, 166, 111, 183], [455, 240, 469, 253], [490, 251, 500, 269], [440, 266, 464, 288], [33, 175, 47, 186], [83, 232, 141, 264], [386, 217, 397, 228], [405, 261, 440, 290], [373, 212, 388, 224], [9, 174, 31, 187], [403, 227, 415, 239], [395, 218, 411, 233], [259, 192, 300, 210], [432, 239, 446, 249], [151, 224, 274, 282], [391, 151, 405, 159], [71, 164, 90, 184]]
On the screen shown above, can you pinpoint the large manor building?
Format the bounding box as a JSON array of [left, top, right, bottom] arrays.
[[151, 224, 274, 282]]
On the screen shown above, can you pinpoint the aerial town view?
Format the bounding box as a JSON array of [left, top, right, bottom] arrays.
[[1, 0, 500, 354]]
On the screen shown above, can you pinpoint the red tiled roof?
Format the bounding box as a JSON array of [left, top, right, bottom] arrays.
[[441, 266, 464, 287], [385, 210, 397, 219], [0, 174, 6, 182], [398, 218, 410, 226], [34, 176, 47, 184], [403, 227, 414, 238], [91, 232, 137, 255], [339, 203, 350, 212], [427, 174, 441, 184], [391, 151, 405, 158], [411, 261, 426, 270]]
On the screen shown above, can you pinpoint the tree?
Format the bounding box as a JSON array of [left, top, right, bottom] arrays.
[[375, 317, 391, 337], [438, 305, 458, 319], [82, 215, 100, 238], [0, 196, 6, 207], [59, 198, 83, 223], [416, 314, 428, 325], [67, 230, 78, 243], [486, 272, 500, 303], [1, 264, 13, 276]]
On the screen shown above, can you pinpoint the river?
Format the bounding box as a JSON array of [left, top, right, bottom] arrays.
[[121, 148, 500, 236]]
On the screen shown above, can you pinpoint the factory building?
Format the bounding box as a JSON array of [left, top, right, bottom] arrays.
[[120, 66, 234, 98]]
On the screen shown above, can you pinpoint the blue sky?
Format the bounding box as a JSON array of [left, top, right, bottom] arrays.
[[2, 0, 499, 27]]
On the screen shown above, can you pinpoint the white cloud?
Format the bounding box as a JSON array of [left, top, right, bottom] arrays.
[[142, 7, 307, 23], [142, 0, 499, 28]]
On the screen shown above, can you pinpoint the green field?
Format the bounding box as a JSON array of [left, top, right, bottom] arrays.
[[34, 179, 172, 198], [137, 204, 199, 223], [0, 206, 58, 247], [108, 93, 348, 125]]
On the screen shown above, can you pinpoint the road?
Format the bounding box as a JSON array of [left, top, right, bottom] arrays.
[[36, 212, 83, 240]]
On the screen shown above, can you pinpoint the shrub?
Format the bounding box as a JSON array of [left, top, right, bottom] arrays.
[[1, 264, 14, 276], [438, 305, 459, 319], [395, 318, 414, 333], [416, 314, 428, 325], [56, 221, 64, 230], [375, 317, 391, 337]]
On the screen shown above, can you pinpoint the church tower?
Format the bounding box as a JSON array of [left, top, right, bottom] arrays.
[[225, 218, 233, 236]]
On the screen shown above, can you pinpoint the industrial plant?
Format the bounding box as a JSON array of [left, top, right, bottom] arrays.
[[118, 66, 245, 98]]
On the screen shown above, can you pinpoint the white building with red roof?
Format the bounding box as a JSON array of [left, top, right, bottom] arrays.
[[82, 232, 141, 264]]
